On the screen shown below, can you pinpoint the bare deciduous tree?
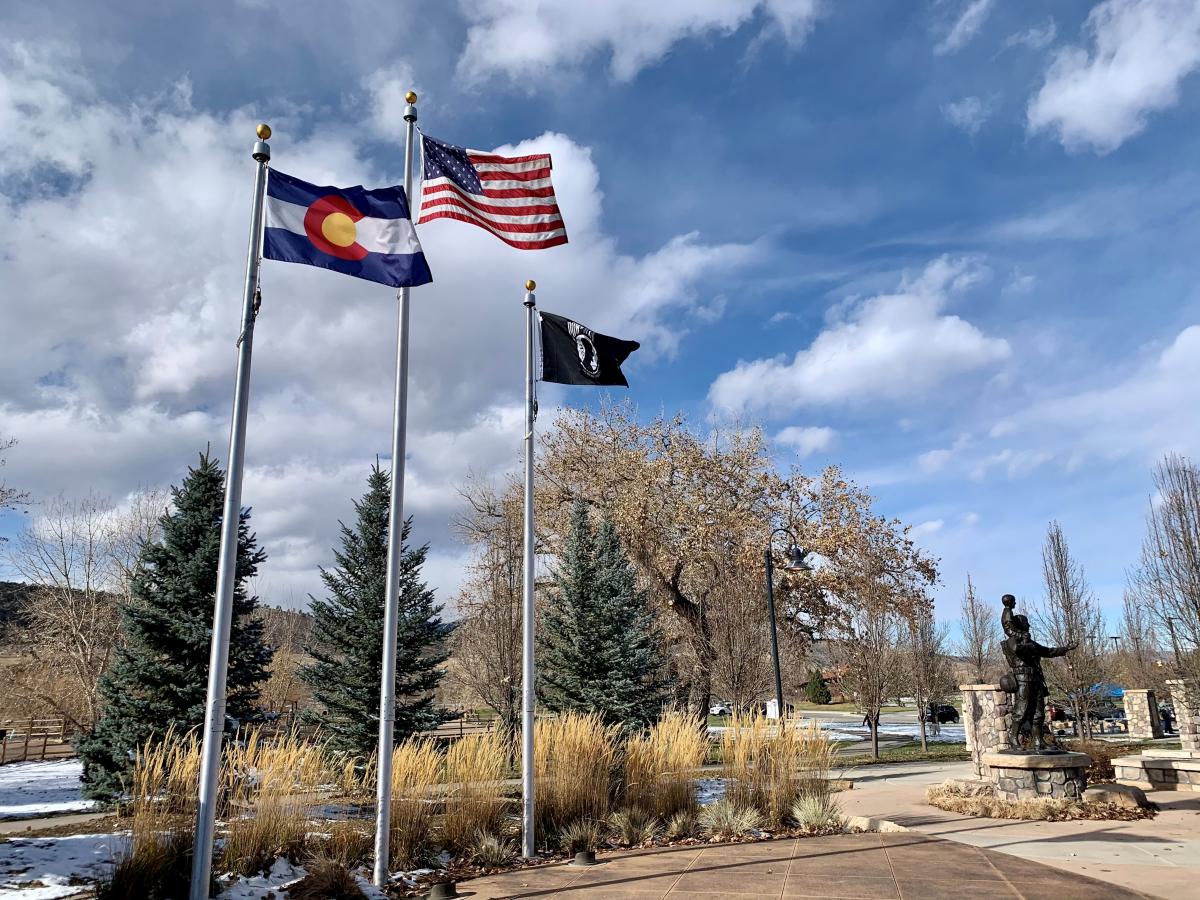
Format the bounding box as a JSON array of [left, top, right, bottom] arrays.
[[0, 436, 29, 519], [6, 494, 122, 726], [1035, 521, 1108, 739], [904, 599, 954, 751], [708, 567, 775, 712], [1117, 590, 1167, 694], [1130, 454, 1200, 680], [450, 476, 524, 744], [957, 574, 997, 684]]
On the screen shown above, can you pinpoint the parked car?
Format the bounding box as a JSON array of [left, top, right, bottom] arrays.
[[926, 703, 959, 724], [708, 703, 732, 717], [1087, 704, 1125, 721]]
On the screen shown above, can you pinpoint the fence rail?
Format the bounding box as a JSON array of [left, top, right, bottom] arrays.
[[0, 709, 497, 764], [0, 717, 82, 764]]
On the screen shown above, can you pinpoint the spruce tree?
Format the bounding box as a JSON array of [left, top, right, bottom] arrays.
[[299, 464, 451, 757], [539, 502, 669, 732], [78, 453, 271, 801], [804, 669, 831, 705]]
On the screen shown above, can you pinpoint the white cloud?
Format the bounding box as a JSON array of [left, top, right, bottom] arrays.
[[708, 256, 1010, 416], [363, 63, 420, 140], [456, 0, 824, 83], [985, 324, 1200, 470], [774, 425, 836, 457], [1004, 17, 1058, 51], [935, 0, 996, 55], [1027, 0, 1200, 153], [912, 519, 945, 539], [917, 434, 973, 474], [941, 96, 990, 135], [0, 42, 762, 606]]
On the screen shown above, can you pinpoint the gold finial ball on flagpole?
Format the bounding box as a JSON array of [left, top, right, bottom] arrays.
[[256, 123, 272, 140], [405, 91, 418, 104], [525, 280, 536, 292]]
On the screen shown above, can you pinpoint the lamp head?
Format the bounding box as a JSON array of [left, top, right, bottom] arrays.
[[783, 546, 811, 572]]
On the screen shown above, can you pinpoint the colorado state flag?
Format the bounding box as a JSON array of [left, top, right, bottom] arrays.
[[263, 170, 433, 288]]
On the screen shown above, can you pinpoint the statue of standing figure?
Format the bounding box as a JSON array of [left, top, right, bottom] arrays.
[[999, 594, 1076, 753]]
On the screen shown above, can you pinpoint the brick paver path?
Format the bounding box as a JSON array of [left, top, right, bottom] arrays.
[[459, 832, 1151, 899]]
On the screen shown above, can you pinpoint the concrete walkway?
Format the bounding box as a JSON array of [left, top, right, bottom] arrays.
[[460, 831, 1150, 898], [836, 760, 1200, 900]]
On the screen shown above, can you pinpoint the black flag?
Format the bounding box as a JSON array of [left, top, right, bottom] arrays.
[[539, 311, 640, 387]]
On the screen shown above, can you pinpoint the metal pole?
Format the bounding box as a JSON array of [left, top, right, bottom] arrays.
[[521, 280, 537, 858], [373, 91, 419, 888], [189, 124, 271, 900], [763, 542, 785, 726]]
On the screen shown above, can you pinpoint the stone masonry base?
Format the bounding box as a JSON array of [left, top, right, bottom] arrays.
[[982, 751, 1090, 802], [1115, 752, 1200, 792]]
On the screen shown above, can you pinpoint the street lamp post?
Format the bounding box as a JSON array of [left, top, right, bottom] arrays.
[[764, 528, 810, 725]]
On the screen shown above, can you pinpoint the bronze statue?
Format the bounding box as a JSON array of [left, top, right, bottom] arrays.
[[998, 594, 1075, 753]]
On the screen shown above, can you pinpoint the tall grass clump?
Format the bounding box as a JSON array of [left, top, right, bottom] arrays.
[[721, 715, 835, 827], [99, 727, 202, 900], [220, 728, 332, 877], [622, 713, 708, 819], [532, 712, 618, 840], [388, 738, 443, 867], [442, 731, 512, 856]]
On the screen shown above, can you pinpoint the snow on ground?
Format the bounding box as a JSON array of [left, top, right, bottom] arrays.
[[0, 761, 97, 821], [817, 722, 965, 744], [216, 857, 389, 899], [0, 833, 125, 899]]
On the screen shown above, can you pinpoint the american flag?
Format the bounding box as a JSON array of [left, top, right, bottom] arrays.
[[417, 133, 568, 250]]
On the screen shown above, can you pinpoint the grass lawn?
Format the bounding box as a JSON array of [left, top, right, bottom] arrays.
[[837, 741, 971, 767]]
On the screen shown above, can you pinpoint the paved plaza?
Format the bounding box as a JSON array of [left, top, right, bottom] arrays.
[[459, 831, 1149, 899]]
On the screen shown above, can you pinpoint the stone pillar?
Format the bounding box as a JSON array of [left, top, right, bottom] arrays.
[[1123, 689, 1163, 739], [961, 684, 1012, 778], [1167, 679, 1200, 751]]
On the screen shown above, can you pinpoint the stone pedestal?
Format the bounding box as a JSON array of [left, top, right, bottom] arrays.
[[1167, 679, 1200, 750], [961, 684, 1012, 778], [1123, 689, 1163, 739], [982, 752, 1090, 802]]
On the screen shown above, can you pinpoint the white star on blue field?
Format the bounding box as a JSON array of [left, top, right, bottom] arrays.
[[3, 0, 1200, 629]]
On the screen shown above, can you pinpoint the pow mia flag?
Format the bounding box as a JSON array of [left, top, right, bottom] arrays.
[[539, 311, 640, 387]]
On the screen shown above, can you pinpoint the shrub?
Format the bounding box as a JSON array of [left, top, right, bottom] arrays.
[[665, 809, 700, 840], [221, 728, 329, 877], [608, 808, 662, 847], [388, 738, 443, 867], [442, 731, 512, 856], [99, 728, 202, 900], [622, 713, 708, 819], [790, 792, 845, 832], [533, 712, 618, 839], [287, 857, 366, 900], [699, 800, 763, 838], [308, 820, 373, 869], [558, 819, 602, 853], [720, 715, 835, 826], [468, 831, 518, 868]]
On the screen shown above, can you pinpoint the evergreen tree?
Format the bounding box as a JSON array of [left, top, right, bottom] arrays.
[[804, 669, 831, 705], [299, 464, 451, 757], [78, 453, 271, 801], [539, 502, 669, 731]]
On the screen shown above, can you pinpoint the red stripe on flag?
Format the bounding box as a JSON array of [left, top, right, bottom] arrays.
[[419, 196, 565, 233], [419, 209, 568, 249], [422, 183, 560, 217], [468, 152, 551, 165], [477, 167, 551, 182]]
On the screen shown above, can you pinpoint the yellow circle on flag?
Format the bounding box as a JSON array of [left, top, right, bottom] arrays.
[[321, 212, 358, 247]]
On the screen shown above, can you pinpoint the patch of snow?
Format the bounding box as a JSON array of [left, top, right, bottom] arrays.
[[818, 722, 966, 744], [0, 832, 125, 899], [0, 761, 97, 820], [217, 857, 388, 899]]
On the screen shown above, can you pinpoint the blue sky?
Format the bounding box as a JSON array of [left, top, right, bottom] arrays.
[[3, 0, 1200, 630]]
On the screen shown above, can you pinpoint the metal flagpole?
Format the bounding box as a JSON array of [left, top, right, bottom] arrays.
[[188, 123, 272, 900], [521, 279, 537, 859], [373, 89, 419, 888]]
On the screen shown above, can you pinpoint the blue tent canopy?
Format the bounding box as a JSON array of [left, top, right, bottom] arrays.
[[1091, 682, 1124, 698]]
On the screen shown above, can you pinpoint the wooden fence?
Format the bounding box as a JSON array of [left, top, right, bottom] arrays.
[[0, 709, 496, 764], [0, 717, 81, 764]]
